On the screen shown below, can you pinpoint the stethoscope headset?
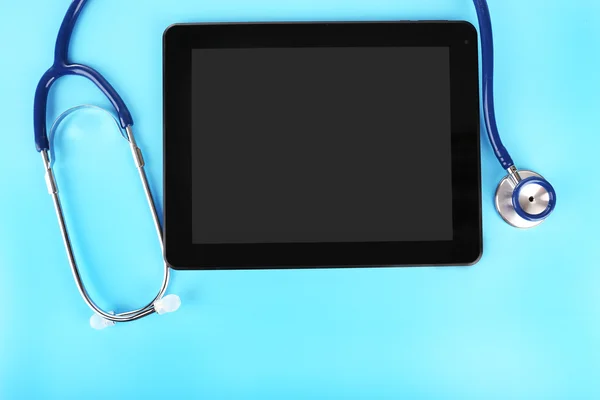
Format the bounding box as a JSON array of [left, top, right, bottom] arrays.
[[34, 0, 556, 328]]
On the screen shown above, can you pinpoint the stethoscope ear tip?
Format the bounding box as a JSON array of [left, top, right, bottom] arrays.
[[153, 294, 182, 315], [89, 294, 182, 329], [90, 312, 116, 330]]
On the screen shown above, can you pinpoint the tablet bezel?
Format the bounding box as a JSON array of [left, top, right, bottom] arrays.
[[163, 21, 482, 270]]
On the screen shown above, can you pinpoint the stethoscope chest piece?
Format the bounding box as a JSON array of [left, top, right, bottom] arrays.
[[494, 170, 555, 229]]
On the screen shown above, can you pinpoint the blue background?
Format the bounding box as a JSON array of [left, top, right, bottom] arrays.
[[1, 0, 599, 398]]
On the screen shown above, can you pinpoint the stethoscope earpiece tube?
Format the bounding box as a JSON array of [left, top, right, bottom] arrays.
[[41, 105, 180, 329]]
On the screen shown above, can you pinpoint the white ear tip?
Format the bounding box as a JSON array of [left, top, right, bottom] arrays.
[[154, 294, 181, 315], [90, 313, 116, 330]]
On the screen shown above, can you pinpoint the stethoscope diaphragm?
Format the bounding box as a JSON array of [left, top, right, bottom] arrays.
[[495, 170, 556, 229]]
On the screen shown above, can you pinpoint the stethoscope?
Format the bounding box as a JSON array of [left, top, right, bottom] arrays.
[[35, 0, 180, 329], [473, 0, 556, 228], [34, 0, 556, 328]]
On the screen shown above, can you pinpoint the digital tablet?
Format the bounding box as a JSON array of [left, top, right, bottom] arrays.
[[163, 21, 482, 270]]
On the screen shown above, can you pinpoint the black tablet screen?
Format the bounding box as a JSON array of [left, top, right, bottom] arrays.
[[191, 47, 453, 244]]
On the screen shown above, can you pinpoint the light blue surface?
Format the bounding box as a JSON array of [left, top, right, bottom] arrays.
[[1, 0, 599, 398]]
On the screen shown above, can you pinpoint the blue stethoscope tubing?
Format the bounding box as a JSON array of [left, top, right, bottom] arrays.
[[34, 0, 133, 152]]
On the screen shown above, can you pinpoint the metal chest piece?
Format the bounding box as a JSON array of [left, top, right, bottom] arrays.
[[494, 170, 550, 229]]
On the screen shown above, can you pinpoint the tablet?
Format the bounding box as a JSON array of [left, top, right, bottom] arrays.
[[163, 21, 482, 270]]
